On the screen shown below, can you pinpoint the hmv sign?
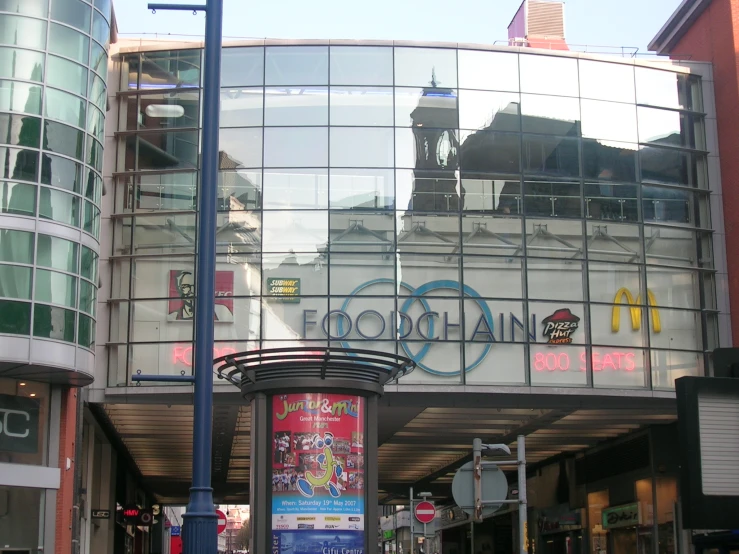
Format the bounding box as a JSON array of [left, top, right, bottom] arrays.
[[0, 394, 40, 453]]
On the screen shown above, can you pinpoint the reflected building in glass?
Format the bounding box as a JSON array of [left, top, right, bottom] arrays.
[[106, 41, 724, 391]]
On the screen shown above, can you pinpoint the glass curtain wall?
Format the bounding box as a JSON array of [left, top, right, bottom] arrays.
[[111, 45, 714, 390], [0, 0, 109, 349]]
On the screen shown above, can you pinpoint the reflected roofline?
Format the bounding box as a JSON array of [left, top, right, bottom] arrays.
[[113, 37, 696, 74]]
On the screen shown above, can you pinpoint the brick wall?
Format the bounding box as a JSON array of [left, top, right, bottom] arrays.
[[55, 388, 79, 554], [670, 0, 739, 344]]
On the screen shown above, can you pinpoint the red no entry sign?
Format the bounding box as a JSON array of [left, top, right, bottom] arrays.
[[414, 501, 436, 524], [216, 509, 227, 534]]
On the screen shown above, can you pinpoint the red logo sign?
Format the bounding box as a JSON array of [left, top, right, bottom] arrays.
[[415, 501, 436, 524], [542, 308, 580, 344], [167, 270, 234, 321]]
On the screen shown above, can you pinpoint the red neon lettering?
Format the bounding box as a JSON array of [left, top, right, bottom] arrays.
[[602, 353, 617, 371], [534, 351, 638, 373], [624, 352, 635, 371]]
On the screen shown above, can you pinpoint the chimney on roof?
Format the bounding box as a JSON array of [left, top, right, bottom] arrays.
[[508, 0, 569, 51]]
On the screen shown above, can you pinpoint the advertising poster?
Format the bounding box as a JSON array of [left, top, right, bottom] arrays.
[[271, 393, 365, 554]]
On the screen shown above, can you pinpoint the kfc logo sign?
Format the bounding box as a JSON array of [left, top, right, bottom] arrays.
[[0, 394, 40, 453], [168, 270, 234, 322]]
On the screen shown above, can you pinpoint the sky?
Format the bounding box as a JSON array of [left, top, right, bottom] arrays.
[[114, 0, 683, 56]]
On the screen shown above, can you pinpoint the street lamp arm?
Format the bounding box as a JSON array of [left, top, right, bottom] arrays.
[[147, 3, 207, 12]]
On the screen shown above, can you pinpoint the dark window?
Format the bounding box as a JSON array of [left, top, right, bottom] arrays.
[[0, 299, 31, 334]]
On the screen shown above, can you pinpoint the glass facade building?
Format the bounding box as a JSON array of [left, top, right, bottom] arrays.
[[110, 43, 718, 391], [0, 0, 110, 384]]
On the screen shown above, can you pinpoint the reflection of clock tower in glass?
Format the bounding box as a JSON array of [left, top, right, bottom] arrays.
[[409, 70, 461, 212]]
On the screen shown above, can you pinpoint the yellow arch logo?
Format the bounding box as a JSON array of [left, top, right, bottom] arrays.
[[611, 288, 661, 333]]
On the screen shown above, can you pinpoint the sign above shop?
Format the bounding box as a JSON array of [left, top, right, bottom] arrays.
[[0, 394, 40, 453], [602, 503, 641, 529], [91, 509, 110, 519], [267, 277, 301, 303]]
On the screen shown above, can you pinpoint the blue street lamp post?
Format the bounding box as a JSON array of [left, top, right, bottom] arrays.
[[135, 2, 223, 554]]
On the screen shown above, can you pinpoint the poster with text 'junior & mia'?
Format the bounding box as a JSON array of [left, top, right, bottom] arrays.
[[271, 392, 365, 551]]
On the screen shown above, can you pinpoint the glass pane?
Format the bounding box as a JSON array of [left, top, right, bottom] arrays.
[[0, 80, 42, 115], [635, 68, 683, 109], [0, 47, 45, 81], [581, 99, 638, 143], [522, 135, 580, 177], [49, 24, 89, 64], [44, 121, 85, 161], [35, 269, 76, 307], [220, 87, 263, 127], [579, 60, 635, 103], [591, 348, 648, 388], [649, 308, 700, 351], [0, 0, 48, 16], [461, 175, 522, 214], [520, 94, 579, 136], [0, 229, 33, 263], [41, 153, 83, 193], [531, 345, 587, 386], [330, 127, 394, 168], [127, 131, 199, 171], [640, 146, 694, 186], [588, 261, 643, 304], [329, 87, 394, 126], [81, 246, 98, 281], [644, 226, 697, 267], [0, 146, 38, 182], [263, 127, 327, 167], [459, 90, 520, 132], [0, 113, 41, 148], [90, 41, 107, 79], [132, 90, 199, 130], [78, 313, 95, 347], [87, 137, 102, 171], [587, 222, 642, 263], [89, 73, 106, 111], [262, 211, 328, 254], [0, 264, 32, 299], [51, 0, 91, 32], [583, 139, 638, 183], [33, 304, 75, 342], [139, 49, 200, 90], [221, 47, 264, 87], [265, 46, 328, 86], [37, 234, 77, 272], [642, 185, 693, 225], [394, 47, 457, 88], [637, 107, 696, 148], [395, 87, 458, 128], [523, 178, 581, 219], [39, 187, 80, 227], [528, 259, 583, 301], [526, 218, 583, 259], [79, 279, 95, 315], [218, 170, 261, 210], [646, 266, 700, 310], [460, 130, 521, 174], [396, 127, 461, 171], [0, 181, 35, 215], [46, 56, 87, 96], [83, 201, 100, 237], [44, 88, 85, 128], [329, 168, 394, 210], [91, 9, 109, 47], [263, 168, 328, 209], [218, 127, 262, 169], [519, 54, 578, 97], [396, 168, 460, 213], [329, 46, 393, 85], [585, 181, 638, 222], [0, 15, 47, 50], [95, 0, 112, 20], [87, 104, 104, 142], [651, 349, 700, 389], [458, 50, 519, 91], [0, 299, 30, 334], [264, 86, 328, 126]]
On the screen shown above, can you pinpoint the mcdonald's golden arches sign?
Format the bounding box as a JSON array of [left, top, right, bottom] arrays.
[[611, 288, 661, 333]]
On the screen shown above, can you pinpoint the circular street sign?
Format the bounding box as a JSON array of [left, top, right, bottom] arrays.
[[216, 509, 227, 535], [451, 460, 508, 518], [414, 501, 436, 524]]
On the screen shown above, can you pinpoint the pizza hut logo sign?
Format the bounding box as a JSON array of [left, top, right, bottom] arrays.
[[542, 309, 580, 344]]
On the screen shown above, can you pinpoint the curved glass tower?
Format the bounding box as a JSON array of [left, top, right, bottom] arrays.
[[0, 0, 110, 385]]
